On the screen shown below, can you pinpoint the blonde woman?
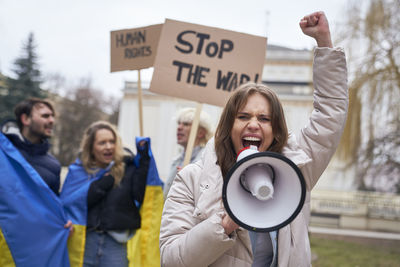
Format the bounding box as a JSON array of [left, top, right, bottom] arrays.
[[62, 121, 149, 267]]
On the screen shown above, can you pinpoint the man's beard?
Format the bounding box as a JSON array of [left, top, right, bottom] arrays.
[[28, 121, 52, 140]]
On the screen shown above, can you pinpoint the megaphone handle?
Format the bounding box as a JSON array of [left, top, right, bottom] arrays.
[[221, 213, 239, 236]]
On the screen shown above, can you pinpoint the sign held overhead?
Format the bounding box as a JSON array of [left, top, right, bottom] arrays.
[[150, 19, 267, 107], [110, 24, 162, 72]]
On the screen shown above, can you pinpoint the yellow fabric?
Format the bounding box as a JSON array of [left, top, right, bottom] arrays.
[[0, 228, 15, 267], [67, 224, 86, 267], [128, 185, 164, 267]]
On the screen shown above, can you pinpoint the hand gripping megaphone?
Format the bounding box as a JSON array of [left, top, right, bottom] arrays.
[[222, 146, 306, 232]]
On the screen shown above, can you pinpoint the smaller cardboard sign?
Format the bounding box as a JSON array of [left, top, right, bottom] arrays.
[[110, 24, 162, 72], [150, 19, 267, 107]]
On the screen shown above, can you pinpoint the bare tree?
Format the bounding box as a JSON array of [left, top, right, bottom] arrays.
[[336, 0, 400, 192], [43, 72, 67, 96], [51, 79, 118, 166], [106, 96, 121, 125]]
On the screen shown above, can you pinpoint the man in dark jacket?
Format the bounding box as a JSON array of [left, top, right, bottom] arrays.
[[1, 98, 61, 195], [0, 97, 73, 265]]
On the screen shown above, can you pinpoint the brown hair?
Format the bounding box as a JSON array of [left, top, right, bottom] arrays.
[[14, 98, 55, 130], [214, 82, 288, 178], [80, 121, 126, 185]]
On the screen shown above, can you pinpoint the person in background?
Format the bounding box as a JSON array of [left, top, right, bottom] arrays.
[[0, 98, 72, 266], [163, 107, 213, 199], [1, 98, 60, 195], [159, 11, 348, 267], [1, 97, 72, 230], [64, 120, 150, 267]]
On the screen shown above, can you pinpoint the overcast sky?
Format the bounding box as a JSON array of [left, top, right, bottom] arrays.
[[0, 0, 349, 98]]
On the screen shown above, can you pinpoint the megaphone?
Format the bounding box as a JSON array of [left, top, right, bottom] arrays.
[[222, 146, 306, 232]]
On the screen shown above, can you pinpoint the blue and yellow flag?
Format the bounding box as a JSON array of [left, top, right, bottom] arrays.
[[60, 137, 164, 267], [0, 132, 71, 267], [60, 158, 109, 267], [128, 137, 164, 267]]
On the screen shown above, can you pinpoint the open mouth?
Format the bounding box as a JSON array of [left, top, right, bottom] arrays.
[[44, 125, 53, 131], [242, 136, 261, 150], [103, 152, 113, 159]]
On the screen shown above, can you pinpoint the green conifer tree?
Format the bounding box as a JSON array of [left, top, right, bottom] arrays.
[[0, 32, 46, 122]]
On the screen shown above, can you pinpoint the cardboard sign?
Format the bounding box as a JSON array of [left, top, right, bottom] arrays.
[[110, 24, 162, 72], [150, 19, 267, 107]]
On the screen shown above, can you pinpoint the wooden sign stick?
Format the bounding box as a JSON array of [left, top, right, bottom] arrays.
[[137, 70, 144, 136], [183, 102, 203, 167]]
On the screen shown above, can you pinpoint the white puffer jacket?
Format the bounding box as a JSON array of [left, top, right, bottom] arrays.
[[160, 47, 348, 267]]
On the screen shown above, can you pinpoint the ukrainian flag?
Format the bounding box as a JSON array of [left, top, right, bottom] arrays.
[[60, 137, 164, 267], [60, 157, 110, 266], [0, 132, 71, 267], [128, 137, 164, 267]]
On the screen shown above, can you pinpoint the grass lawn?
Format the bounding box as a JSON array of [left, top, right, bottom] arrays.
[[310, 236, 400, 267]]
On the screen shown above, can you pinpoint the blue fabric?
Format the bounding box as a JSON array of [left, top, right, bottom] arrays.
[[60, 136, 163, 266], [0, 132, 70, 266], [61, 137, 158, 225], [83, 231, 128, 267], [60, 159, 110, 225], [4, 131, 61, 195], [135, 137, 163, 187]]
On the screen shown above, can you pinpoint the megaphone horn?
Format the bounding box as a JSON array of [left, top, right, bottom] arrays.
[[222, 146, 306, 232], [239, 163, 275, 201]]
